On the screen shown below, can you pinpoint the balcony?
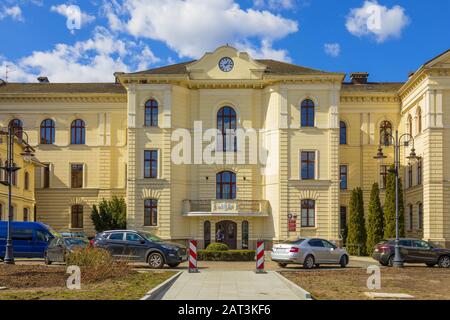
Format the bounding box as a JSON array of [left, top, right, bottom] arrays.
[[182, 200, 269, 217]]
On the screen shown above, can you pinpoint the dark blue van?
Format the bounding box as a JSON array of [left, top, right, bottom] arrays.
[[0, 222, 57, 259]]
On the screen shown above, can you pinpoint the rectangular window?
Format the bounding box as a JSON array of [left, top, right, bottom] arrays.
[[24, 172, 29, 190], [340, 206, 347, 235], [409, 205, 413, 231], [144, 199, 158, 226], [144, 150, 158, 179], [301, 151, 315, 180], [11, 163, 17, 187], [43, 164, 50, 189], [380, 165, 389, 189], [71, 205, 83, 229], [340, 165, 348, 190], [408, 165, 413, 188], [71, 164, 84, 188], [23, 208, 29, 222], [418, 203, 423, 230], [301, 200, 315, 227], [417, 158, 422, 185]]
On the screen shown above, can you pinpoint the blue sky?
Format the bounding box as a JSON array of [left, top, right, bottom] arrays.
[[0, 0, 449, 83]]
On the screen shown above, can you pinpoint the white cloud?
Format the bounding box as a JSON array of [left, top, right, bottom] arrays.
[[346, 0, 410, 43], [106, 0, 298, 59], [237, 39, 292, 62], [3, 28, 161, 82], [51, 4, 96, 31], [324, 43, 340, 57], [253, 0, 296, 10], [0, 6, 24, 21]]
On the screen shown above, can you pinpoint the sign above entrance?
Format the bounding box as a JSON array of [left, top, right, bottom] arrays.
[[212, 200, 238, 214]]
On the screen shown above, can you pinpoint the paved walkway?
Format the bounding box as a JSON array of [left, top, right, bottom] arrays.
[[162, 271, 306, 300]]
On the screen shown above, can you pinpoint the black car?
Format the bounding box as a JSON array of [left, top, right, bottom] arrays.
[[92, 230, 187, 269], [45, 237, 89, 265], [372, 238, 450, 268]]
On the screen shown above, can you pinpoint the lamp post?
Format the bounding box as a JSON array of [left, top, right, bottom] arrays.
[[374, 130, 418, 268], [0, 126, 34, 265]]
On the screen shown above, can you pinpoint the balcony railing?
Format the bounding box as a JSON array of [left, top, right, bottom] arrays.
[[183, 200, 269, 216]]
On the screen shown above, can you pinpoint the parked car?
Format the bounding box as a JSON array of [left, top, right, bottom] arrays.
[[45, 237, 89, 265], [0, 222, 57, 259], [271, 238, 349, 269], [92, 230, 187, 269], [59, 231, 88, 239], [372, 238, 450, 268]]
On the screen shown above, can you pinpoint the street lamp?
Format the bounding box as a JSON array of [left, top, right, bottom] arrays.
[[0, 126, 35, 265], [374, 130, 419, 268]]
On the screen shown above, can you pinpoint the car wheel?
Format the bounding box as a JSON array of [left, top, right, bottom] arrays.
[[303, 255, 315, 269], [379, 261, 388, 267], [277, 263, 288, 268], [340, 255, 349, 268], [44, 252, 52, 265], [438, 256, 450, 268], [387, 255, 394, 267], [425, 263, 436, 268], [168, 263, 180, 268], [148, 252, 165, 269]]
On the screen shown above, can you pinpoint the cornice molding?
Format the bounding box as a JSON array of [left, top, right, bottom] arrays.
[[0, 95, 127, 103], [340, 95, 400, 104]]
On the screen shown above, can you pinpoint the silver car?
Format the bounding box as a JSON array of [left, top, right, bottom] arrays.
[[271, 238, 349, 269]]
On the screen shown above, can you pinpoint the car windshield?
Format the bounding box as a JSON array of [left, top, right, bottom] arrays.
[[140, 232, 162, 242], [65, 238, 88, 246], [283, 238, 305, 245]]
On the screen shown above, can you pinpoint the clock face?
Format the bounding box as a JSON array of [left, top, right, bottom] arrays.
[[219, 57, 234, 72]]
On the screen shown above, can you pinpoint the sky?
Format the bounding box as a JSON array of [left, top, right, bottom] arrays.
[[0, 0, 449, 83]]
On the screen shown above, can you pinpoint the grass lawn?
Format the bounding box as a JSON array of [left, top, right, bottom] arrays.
[[0, 265, 175, 300], [281, 267, 450, 300]]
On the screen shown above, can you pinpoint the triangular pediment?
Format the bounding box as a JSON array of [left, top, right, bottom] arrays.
[[424, 49, 450, 69], [186, 45, 267, 80]]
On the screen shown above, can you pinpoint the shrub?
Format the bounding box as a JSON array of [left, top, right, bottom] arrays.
[[347, 187, 367, 256], [66, 247, 130, 283], [206, 243, 229, 251], [91, 197, 127, 232], [366, 183, 384, 253], [198, 250, 255, 261], [384, 165, 405, 238]]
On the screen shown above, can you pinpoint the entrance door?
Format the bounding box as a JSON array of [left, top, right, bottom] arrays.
[[216, 221, 237, 249]]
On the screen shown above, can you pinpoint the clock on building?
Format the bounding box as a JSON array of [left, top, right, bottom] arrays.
[[218, 57, 234, 72]]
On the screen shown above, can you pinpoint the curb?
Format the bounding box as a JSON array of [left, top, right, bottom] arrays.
[[140, 271, 183, 301], [273, 272, 313, 300]]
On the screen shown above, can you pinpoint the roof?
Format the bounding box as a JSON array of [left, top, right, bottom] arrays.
[[127, 59, 333, 76], [0, 83, 126, 94], [342, 82, 404, 93]]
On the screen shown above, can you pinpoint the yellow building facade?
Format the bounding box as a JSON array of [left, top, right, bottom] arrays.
[[0, 46, 449, 248]]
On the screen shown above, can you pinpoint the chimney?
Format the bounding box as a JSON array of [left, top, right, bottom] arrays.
[[350, 72, 369, 84], [37, 76, 49, 83]]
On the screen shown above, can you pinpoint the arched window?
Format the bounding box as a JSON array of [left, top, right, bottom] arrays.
[[380, 121, 392, 146], [340, 121, 347, 145], [216, 171, 236, 200], [301, 99, 315, 127], [407, 115, 413, 137], [242, 220, 249, 249], [144, 199, 158, 226], [144, 99, 159, 127], [417, 108, 422, 134], [217, 106, 237, 152], [204, 221, 211, 249], [9, 119, 23, 139], [71, 205, 84, 229], [40, 119, 55, 144], [71, 119, 85, 145]]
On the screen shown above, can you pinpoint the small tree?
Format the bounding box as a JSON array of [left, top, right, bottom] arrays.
[[384, 165, 405, 239], [347, 188, 367, 256], [366, 183, 384, 252], [91, 197, 127, 232]]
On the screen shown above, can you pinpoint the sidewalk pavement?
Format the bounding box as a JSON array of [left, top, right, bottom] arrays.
[[161, 271, 307, 300]]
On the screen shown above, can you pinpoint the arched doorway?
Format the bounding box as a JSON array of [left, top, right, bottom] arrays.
[[216, 220, 237, 249]]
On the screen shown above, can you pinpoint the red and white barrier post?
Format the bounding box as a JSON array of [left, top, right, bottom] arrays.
[[256, 240, 265, 274], [189, 239, 199, 273]]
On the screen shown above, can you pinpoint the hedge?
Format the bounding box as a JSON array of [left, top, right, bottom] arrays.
[[205, 243, 229, 251], [198, 250, 256, 261]]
